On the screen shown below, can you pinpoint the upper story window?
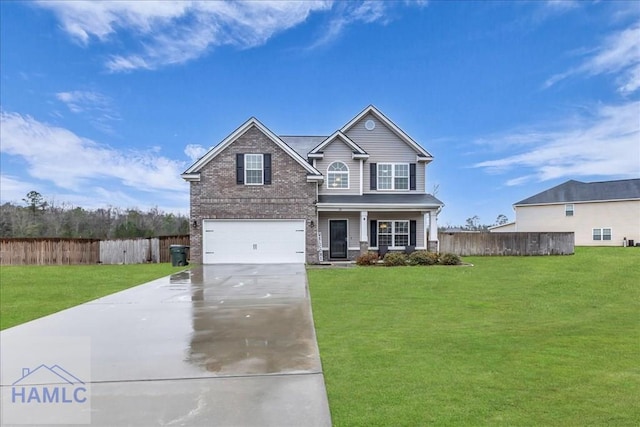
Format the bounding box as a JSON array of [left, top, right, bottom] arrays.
[[565, 204, 574, 216], [327, 162, 349, 189], [245, 154, 263, 185], [378, 163, 409, 190]]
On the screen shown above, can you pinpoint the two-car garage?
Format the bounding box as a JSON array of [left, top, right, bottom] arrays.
[[202, 220, 306, 264]]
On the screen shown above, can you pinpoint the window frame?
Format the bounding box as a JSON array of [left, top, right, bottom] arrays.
[[327, 161, 349, 190], [244, 154, 264, 185], [377, 163, 410, 191], [377, 220, 410, 248], [565, 204, 574, 217], [592, 228, 612, 241]]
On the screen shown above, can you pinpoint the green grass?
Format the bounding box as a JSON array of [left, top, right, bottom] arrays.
[[308, 247, 640, 426], [0, 263, 179, 330]]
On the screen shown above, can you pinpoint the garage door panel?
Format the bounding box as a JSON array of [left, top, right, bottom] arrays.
[[203, 220, 305, 264]]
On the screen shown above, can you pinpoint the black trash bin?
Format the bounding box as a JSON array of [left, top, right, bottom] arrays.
[[169, 245, 189, 266]]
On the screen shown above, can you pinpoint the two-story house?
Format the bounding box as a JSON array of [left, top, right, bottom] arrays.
[[182, 105, 444, 264], [491, 179, 640, 246]]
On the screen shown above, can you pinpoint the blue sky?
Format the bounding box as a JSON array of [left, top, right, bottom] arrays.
[[1, 0, 638, 227]]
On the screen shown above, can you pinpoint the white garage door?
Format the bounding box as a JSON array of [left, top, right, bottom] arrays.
[[203, 220, 306, 264]]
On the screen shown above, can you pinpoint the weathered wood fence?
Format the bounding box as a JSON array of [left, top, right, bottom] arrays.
[[439, 232, 574, 256], [0, 235, 189, 265], [0, 238, 100, 265]]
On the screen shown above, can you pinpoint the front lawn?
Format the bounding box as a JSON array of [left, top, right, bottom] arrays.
[[0, 263, 179, 330], [308, 247, 640, 426]]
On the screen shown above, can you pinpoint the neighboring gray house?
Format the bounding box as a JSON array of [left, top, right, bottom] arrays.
[[492, 179, 640, 246], [182, 106, 444, 264]]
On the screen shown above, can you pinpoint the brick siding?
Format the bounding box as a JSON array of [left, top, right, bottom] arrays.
[[189, 126, 318, 263]]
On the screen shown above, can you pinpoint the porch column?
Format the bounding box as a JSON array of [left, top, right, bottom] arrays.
[[359, 210, 369, 254], [429, 210, 439, 251], [423, 212, 429, 248]]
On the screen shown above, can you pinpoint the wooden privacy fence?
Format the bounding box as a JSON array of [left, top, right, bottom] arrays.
[[99, 235, 190, 264], [0, 235, 189, 265], [0, 238, 100, 265], [439, 232, 574, 256]]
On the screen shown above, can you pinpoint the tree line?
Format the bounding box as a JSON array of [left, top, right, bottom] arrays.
[[0, 191, 189, 239]]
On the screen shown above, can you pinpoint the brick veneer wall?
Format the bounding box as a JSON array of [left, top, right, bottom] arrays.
[[189, 126, 319, 264]]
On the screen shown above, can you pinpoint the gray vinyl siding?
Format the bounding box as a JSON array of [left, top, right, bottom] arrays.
[[316, 140, 361, 195], [318, 212, 361, 250], [345, 113, 426, 194], [369, 212, 425, 248], [319, 211, 426, 249]]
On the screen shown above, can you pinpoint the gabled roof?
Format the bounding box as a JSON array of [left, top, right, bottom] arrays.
[[308, 130, 368, 159], [340, 105, 433, 160], [515, 179, 640, 206], [182, 117, 322, 179]]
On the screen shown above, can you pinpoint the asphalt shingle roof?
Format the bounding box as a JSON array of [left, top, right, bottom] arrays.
[[279, 136, 327, 158], [515, 179, 640, 205], [318, 193, 443, 206]]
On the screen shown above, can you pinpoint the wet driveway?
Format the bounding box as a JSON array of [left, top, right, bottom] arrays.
[[0, 264, 331, 426]]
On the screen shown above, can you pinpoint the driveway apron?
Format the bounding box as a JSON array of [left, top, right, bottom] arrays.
[[0, 264, 331, 426]]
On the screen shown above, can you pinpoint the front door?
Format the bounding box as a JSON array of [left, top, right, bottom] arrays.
[[329, 220, 348, 259]]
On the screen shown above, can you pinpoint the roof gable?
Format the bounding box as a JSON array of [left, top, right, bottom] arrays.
[[515, 179, 640, 205], [182, 117, 321, 178], [308, 130, 368, 159], [340, 105, 433, 160]]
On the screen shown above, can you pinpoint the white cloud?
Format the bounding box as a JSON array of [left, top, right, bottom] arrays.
[[37, 0, 334, 71], [307, 1, 398, 49], [473, 101, 640, 185], [0, 175, 35, 204], [55, 90, 121, 133], [35, 1, 424, 70], [544, 21, 640, 94], [184, 144, 208, 162], [0, 111, 188, 193]]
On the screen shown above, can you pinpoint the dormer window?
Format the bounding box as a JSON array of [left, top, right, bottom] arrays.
[[327, 162, 349, 189]]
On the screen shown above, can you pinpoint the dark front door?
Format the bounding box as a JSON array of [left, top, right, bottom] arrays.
[[329, 220, 348, 259]]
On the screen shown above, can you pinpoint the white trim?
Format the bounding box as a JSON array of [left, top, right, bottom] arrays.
[[340, 105, 433, 160], [182, 173, 200, 182], [565, 203, 574, 216], [244, 153, 264, 185], [326, 161, 350, 190], [377, 163, 410, 191], [377, 219, 410, 247], [592, 227, 613, 241], [309, 130, 367, 156], [514, 198, 640, 207], [182, 117, 321, 177], [359, 159, 364, 195], [317, 203, 441, 211]]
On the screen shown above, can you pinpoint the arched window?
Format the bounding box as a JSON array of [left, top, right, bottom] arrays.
[[327, 162, 349, 189]]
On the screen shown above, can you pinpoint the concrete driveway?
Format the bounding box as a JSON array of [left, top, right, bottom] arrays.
[[1, 264, 331, 426]]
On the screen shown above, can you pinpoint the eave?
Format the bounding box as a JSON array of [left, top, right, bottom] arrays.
[[317, 202, 442, 212], [181, 173, 201, 182]]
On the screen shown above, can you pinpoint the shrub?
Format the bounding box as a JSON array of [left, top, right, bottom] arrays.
[[383, 252, 408, 267], [439, 252, 462, 265], [356, 252, 379, 266], [408, 251, 439, 266]]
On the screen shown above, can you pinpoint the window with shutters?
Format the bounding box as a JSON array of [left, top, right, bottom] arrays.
[[377, 220, 409, 247], [245, 154, 263, 185], [378, 163, 409, 190]]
